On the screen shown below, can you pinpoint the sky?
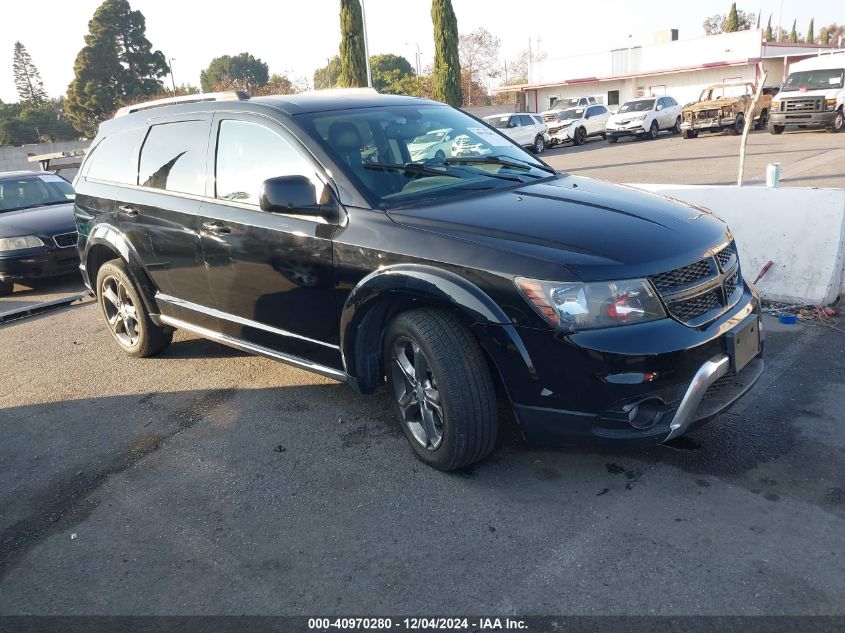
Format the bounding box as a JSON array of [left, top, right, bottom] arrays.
[[0, 0, 841, 103]]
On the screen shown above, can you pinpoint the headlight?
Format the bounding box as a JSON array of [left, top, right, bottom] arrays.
[[771, 100, 780, 109], [0, 235, 44, 251], [515, 277, 666, 331], [825, 99, 837, 111], [631, 113, 647, 121]]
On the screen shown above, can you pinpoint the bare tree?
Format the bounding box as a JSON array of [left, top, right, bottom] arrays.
[[458, 28, 500, 106]]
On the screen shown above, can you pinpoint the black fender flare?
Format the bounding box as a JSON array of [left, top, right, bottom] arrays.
[[339, 263, 537, 393], [83, 223, 160, 317]]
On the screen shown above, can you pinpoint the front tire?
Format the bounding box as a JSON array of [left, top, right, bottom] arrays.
[[648, 120, 659, 139], [573, 127, 587, 146], [769, 124, 785, 135], [384, 308, 497, 471], [729, 113, 745, 136], [96, 259, 172, 358], [607, 135, 618, 143], [832, 109, 844, 133], [0, 279, 13, 296], [532, 135, 545, 154]]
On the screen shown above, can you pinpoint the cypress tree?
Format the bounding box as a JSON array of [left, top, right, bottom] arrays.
[[806, 18, 814, 43], [764, 15, 773, 41], [431, 0, 462, 107], [724, 3, 739, 32], [789, 20, 798, 43], [65, 0, 168, 136], [338, 0, 368, 88], [13, 42, 47, 105]]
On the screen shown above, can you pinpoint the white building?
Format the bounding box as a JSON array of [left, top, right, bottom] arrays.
[[496, 30, 844, 112]]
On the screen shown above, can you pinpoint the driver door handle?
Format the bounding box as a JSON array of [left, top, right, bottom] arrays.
[[118, 204, 139, 217], [202, 221, 231, 235]]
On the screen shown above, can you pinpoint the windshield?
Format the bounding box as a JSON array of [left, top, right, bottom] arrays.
[[0, 174, 75, 213], [557, 108, 584, 120], [485, 116, 512, 129], [700, 84, 749, 101], [297, 105, 553, 208], [783, 69, 844, 91], [619, 99, 655, 113], [550, 98, 579, 109]]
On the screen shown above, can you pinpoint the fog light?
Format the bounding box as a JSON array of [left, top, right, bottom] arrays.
[[624, 398, 666, 430]]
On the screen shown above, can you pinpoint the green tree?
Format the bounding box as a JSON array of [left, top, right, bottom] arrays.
[[200, 53, 269, 92], [65, 0, 168, 137], [724, 3, 740, 32], [13, 42, 47, 105], [370, 54, 414, 92], [431, 0, 462, 107], [338, 0, 368, 87], [314, 56, 341, 89], [806, 18, 814, 43], [789, 20, 798, 43], [764, 15, 773, 41]]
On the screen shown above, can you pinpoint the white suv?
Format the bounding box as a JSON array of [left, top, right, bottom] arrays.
[[540, 96, 598, 123], [546, 104, 611, 146], [483, 113, 548, 153], [605, 96, 682, 143]]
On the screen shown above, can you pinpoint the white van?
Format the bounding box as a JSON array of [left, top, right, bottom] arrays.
[[769, 53, 845, 134]]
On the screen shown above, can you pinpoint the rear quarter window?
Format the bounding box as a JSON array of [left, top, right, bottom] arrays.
[[83, 127, 146, 184], [139, 120, 209, 196]]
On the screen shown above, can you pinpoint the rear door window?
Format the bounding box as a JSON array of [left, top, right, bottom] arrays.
[[138, 120, 209, 196], [84, 127, 145, 184]]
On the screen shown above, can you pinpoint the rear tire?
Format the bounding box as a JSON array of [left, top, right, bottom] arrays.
[[0, 279, 13, 296], [384, 308, 498, 471], [755, 109, 768, 130], [769, 124, 785, 135], [672, 117, 681, 134], [683, 130, 698, 139], [96, 259, 172, 358]]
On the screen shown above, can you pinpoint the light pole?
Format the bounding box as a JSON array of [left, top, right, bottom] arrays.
[[360, 0, 372, 88], [406, 41, 421, 75], [168, 58, 176, 92]]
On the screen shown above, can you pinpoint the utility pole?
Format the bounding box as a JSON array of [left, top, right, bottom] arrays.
[[776, 0, 784, 42], [361, 0, 372, 88], [168, 58, 176, 92], [406, 42, 421, 75]]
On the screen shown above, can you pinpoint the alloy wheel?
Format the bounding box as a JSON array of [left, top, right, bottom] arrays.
[[834, 111, 844, 132], [649, 121, 659, 139], [390, 336, 444, 451], [101, 275, 140, 348]]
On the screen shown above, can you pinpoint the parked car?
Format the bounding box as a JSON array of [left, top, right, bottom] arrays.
[[540, 96, 598, 123], [450, 134, 490, 157], [0, 171, 79, 296], [483, 113, 548, 153], [546, 104, 611, 146], [681, 82, 772, 138], [769, 53, 844, 134], [74, 89, 764, 470], [407, 128, 455, 161], [605, 96, 682, 142]]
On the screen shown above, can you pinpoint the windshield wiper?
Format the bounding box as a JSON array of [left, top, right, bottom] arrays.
[[445, 155, 556, 175], [363, 162, 460, 179]]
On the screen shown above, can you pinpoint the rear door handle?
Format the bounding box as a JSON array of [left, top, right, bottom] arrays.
[[202, 221, 231, 235], [118, 204, 139, 217]]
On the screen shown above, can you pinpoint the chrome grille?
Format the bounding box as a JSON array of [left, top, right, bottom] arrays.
[[542, 113, 556, 122], [724, 270, 739, 297], [53, 232, 78, 249], [650, 259, 713, 292], [785, 98, 821, 112]]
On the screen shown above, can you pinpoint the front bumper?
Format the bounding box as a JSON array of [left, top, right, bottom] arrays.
[[681, 116, 734, 132], [0, 247, 80, 281], [606, 122, 646, 137], [477, 287, 764, 446], [769, 110, 836, 127]]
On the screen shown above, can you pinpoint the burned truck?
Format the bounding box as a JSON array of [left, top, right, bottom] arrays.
[[680, 82, 771, 138]]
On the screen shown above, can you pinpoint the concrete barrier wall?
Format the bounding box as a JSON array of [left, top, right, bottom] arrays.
[[0, 140, 90, 177], [629, 184, 845, 305]]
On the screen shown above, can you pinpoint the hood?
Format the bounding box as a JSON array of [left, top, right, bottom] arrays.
[[387, 175, 731, 281], [549, 117, 580, 127], [610, 110, 650, 121], [0, 202, 76, 239], [684, 98, 745, 111], [778, 87, 841, 99]]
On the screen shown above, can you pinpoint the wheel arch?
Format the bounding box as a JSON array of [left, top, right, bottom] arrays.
[[84, 223, 161, 318], [339, 264, 536, 395]]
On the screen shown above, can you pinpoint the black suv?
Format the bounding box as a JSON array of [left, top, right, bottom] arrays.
[[74, 89, 764, 470]]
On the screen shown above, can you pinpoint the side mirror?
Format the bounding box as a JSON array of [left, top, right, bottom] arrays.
[[260, 176, 332, 219], [507, 121, 517, 128], [656, 104, 663, 111], [584, 113, 591, 119]]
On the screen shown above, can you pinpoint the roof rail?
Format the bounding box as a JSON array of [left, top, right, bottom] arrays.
[[114, 90, 250, 117]]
